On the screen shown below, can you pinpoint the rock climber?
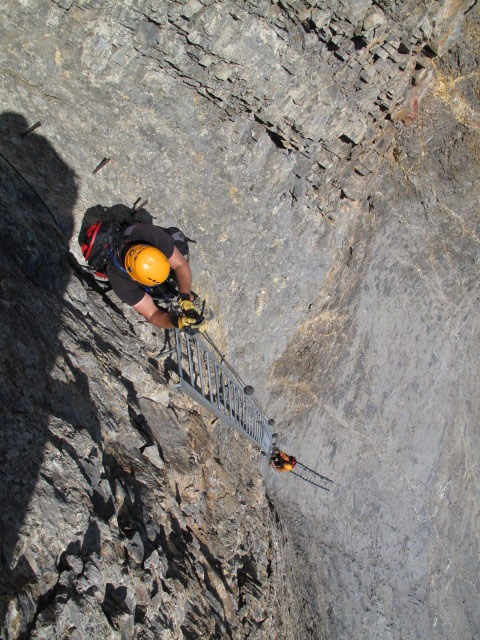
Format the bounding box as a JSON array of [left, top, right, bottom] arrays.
[[81, 220, 205, 332], [269, 449, 297, 472]]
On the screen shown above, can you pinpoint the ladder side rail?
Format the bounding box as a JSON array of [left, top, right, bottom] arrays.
[[257, 414, 264, 447], [254, 410, 261, 445], [185, 333, 195, 386], [196, 339, 205, 397], [175, 329, 184, 381], [206, 352, 214, 404], [228, 379, 234, 420], [214, 362, 221, 409], [296, 461, 333, 484], [233, 385, 239, 425], [222, 370, 228, 416], [290, 470, 331, 491], [246, 403, 252, 437], [251, 409, 257, 443], [261, 418, 272, 454]]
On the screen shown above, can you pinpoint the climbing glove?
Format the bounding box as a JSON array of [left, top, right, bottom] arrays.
[[176, 314, 201, 331], [187, 314, 209, 334], [179, 297, 200, 318], [175, 293, 209, 334], [176, 312, 209, 334]]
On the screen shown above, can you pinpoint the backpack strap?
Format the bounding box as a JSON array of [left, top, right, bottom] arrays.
[[107, 248, 129, 276], [123, 223, 138, 238]]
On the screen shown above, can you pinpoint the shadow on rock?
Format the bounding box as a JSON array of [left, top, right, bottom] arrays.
[[0, 112, 79, 624]]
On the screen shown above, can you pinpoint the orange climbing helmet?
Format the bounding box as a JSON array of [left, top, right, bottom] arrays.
[[283, 463, 293, 471], [123, 244, 170, 285]]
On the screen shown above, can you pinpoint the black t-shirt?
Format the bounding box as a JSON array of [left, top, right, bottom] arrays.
[[107, 223, 174, 306]]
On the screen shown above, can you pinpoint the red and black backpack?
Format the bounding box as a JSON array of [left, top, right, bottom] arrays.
[[81, 221, 128, 278], [81, 221, 194, 279]]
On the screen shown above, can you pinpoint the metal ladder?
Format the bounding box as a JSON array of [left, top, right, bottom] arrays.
[[292, 462, 333, 492], [169, 330, 274, 456], [165, 330, 334, 492]]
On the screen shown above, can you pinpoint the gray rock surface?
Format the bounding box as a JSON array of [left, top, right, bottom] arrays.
[[268, 12, 480, 640], [0, 0, 478, 638]]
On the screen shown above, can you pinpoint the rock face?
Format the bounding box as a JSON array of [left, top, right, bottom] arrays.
[[0, 1, 478, 639], [0, 150, 297, 638], [268, 12, 480, 640]]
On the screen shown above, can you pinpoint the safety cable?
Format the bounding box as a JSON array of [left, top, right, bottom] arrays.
[[203, 331, 246, 385]]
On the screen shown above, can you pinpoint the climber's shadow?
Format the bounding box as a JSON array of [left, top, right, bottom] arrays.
[[0, 113, 165, 637], [0, 112, 101, 605]]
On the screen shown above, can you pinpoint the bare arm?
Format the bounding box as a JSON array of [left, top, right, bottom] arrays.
[[133, 293, 174, 329], [169, 246, 192, 297], [132, 246, 193, 329]]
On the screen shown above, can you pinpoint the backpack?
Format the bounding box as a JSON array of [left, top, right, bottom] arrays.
[[81, 222, 195, 279], [165, 226, 195, 258], [81, 220, 128, 278]]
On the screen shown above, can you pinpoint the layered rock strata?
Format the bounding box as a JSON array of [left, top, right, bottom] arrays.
[[0, 1, 478, 639], [1, 0, 472, 379], [268, 8, 480, 639]]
